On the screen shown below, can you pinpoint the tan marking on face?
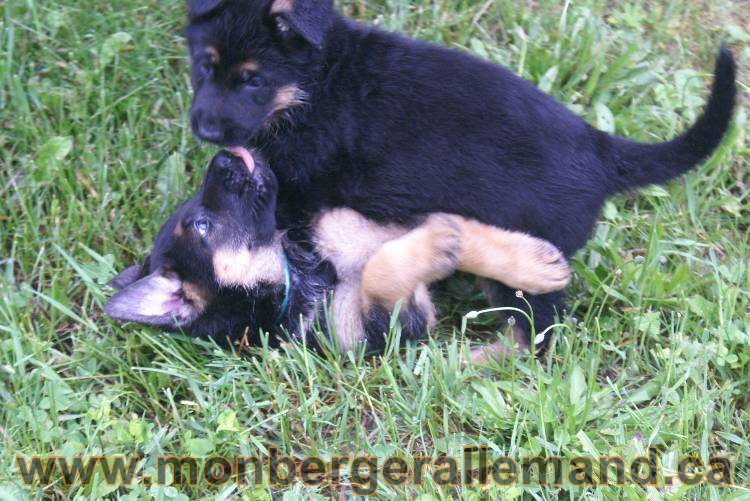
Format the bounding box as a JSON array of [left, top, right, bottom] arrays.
[[361, 214, 461, 312], [270, 84, 308, 115], [454, 217, 570, 294], [270, 0, 294, 14], [182, 281, 211, 314], [173, 221, 184, 237], [205, 46, 220, 64], [238, 60, 259, 73], [212, 237, 284, 288]]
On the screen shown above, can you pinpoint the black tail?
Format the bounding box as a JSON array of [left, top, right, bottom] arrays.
[[606, 46, 737, 193]]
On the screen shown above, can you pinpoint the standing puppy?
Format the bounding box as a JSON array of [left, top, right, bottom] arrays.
[[185, 0, 736, 350]]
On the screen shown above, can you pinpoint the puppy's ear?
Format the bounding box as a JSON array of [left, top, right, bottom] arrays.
[[188, 0, 225, 20], [108, 254, 151, 290], [108, 265, 142, 290], [103, 270, 198, 328], [269, 0, 334, 49]]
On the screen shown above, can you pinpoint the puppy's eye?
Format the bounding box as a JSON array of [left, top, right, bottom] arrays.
[[193, 219, 210, 237], [199, 59, 214, 77], [240, 70, 265, 88]]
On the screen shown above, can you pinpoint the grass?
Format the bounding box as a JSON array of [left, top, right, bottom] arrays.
[[1, 0, 748, 498]]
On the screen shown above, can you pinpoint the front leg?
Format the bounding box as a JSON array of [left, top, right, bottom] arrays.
[[361, 214, 571, 312], [455, 217, 570, 294], [361, 214, 462, 312]]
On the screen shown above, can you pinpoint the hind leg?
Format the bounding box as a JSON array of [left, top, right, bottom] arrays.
[[471, 279, 566, 363], [361, 214, 571, 312], [360, 214, 462, 314]]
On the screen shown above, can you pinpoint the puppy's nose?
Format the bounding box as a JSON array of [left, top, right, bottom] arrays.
[[193, 112, 224, 143], [215, 152, 234, 169]]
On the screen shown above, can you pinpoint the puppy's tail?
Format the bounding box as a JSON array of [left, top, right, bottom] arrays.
[[605, 46, 736, 194]]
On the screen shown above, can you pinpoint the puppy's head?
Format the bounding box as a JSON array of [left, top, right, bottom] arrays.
[[186, 0, 335, 145], [104, 149, 284, 341]]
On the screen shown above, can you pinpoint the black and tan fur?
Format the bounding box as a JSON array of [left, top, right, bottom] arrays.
[[184, 0, 737, 351], [105, 150, 570, 357]]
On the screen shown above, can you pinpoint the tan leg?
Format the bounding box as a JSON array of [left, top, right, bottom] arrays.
[[362, 213, 571, 311], [361, 214, 462, 312], [461, 225, 568, 362], [454, 217, 570, 295], [331, 279, 366, 353], [359, 214, 570, 361]]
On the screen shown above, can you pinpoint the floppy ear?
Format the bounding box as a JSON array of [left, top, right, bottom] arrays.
[[108, 254, 151, 290], [108, 265, 142, 290], [103, 271, 197, 327], [188, 0, 225, 19], [269, 0, 334, 49]]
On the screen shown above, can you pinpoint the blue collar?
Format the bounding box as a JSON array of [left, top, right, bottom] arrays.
[[275, 251, 292, 324]]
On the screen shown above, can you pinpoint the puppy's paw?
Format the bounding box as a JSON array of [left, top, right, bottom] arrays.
[[467, 332, 525, 365], [512, 238, 571, 295]]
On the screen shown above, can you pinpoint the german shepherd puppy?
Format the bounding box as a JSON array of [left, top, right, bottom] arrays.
[[104, 149, 571, 357], [184, 0, 737, 349]]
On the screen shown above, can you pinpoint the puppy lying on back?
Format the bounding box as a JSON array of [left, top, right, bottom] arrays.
[[105, 149, 570, 357]]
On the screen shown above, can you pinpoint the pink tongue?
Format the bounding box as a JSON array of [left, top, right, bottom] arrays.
[[225, 146, 255, 173]]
